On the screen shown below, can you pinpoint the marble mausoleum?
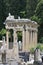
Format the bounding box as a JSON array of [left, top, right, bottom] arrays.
[[5, 13, 38, 52]]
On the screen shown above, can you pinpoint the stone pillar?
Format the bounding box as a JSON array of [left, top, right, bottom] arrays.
[[32, 31, 35, 47], [32, 31, 37, 47], [22, 30, 26, 51], [14, 43, 19, 61], [28, 30, 30, 50], [30, 30, 32, 48], [13, 29, 17, 45], [35, 31, 37, 44], [13, 30, 19, 60], [29, 31, 31, 44], [26, 29, 29, 52], [6, 29, 9, 49]]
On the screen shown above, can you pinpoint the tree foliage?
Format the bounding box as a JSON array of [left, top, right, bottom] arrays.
[[35, 0, 43, 24], [0, 29, 6, 39], [0, 0, 6, 30], [35, 0, 43, 42], [30, 0, 43, 43], [5, 0, 26, 18], [26, 0, 40, 18]]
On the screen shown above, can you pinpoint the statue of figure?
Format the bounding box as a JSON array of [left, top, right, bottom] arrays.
[[8, 13, 11, 16], [34, 48, 42, 62], [6, 13, 14, 20], [0, 36, 7, 63], [0, 36, 7, 53], [18, 16, 20, 19], [18, 41, 22, 50]]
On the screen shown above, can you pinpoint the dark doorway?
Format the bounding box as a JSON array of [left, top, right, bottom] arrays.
[[9, 29, 13, 49], [2, 53, 6, 63], [17, 31, 22, 51], [17, 31, 22, 42]]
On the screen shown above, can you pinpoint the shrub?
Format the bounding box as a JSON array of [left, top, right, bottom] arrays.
[[36, 44, 43, 51], [40, 37, 43, 43], [30, 48, 35, 54]]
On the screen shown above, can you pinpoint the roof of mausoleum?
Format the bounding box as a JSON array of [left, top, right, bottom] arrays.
[[5, 13, 37, 25]]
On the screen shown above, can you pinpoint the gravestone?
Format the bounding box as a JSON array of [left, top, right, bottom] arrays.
[[34, 48, 42, 65], [34, 48, 41, 62]]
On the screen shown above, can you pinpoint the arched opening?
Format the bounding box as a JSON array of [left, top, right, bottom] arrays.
[[9, 29, 13, 49], [17, 31, 22, 51]]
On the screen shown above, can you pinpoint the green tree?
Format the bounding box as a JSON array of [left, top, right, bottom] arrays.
[[35, 0, 43, 42], [0, 0, 6, 30], [30, 15, 40, 23], [26, 0, 40, 18], [5, 0, 26, 18], [30, 0, 43, 43], [0, 29, 6, 39], [35, 0, 43, 24]]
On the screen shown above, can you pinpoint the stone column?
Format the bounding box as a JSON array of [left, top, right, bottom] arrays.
[[30, 30, 32, 48], [29, 31, 31, 44], [6, 29, 9, 49], [13, 29, 17, 45], [32, 31, 35, 47], [13, 41, 19, 61], [6, 29, 9, 61], [22, 30, 26, 51], [35, 31, 37, 43], [34, 31, 37, 46], [26, 29, 29, 52], [28, 30, 31, 50], [13, 29, 18, 59]]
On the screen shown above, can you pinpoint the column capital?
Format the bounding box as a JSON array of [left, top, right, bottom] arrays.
[[13, 28, 17, 32], [26, 24, 29, 31], [31, 29, 38, 32]]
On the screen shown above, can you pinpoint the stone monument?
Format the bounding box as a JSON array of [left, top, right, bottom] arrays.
[[0, 36, 7, 64], [34, 48, 42, 65], [5, 13, 38, 52], [34, 48, 41, 62]]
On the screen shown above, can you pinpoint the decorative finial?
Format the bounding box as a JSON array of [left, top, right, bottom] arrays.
[[18, 16, 20, 19], [8, 13, 11, 16], [6, 13, 14, 20]]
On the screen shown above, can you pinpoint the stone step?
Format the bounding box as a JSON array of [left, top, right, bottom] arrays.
[[0, 63, 9, 65]]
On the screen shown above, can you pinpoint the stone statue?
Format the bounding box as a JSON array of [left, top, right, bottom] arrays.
[[34, 48, 42, 62], [9, 13, 11, 16], [6, 13, 14, 20], [18, 41, 22, 50], [0, 36, 7, 63], [18, 16, 20, 19]]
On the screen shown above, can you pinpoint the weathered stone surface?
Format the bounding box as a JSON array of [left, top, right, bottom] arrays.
[[34, 48, 41, 62]]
